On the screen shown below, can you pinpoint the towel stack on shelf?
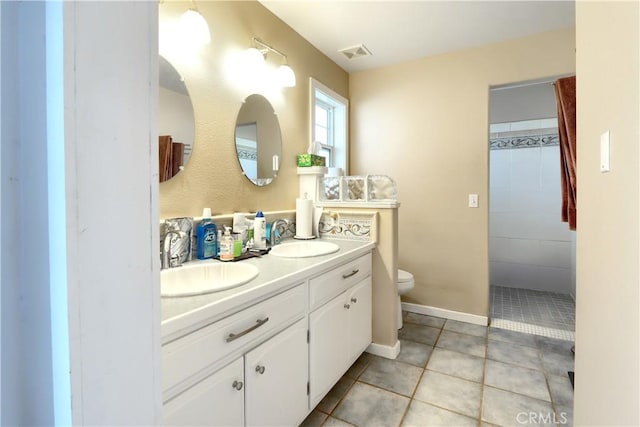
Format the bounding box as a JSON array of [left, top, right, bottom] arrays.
[[159, 135, 185, 182]]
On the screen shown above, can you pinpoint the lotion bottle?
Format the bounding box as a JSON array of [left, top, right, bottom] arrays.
[[254, 211, 267, 249], [219, 227, 234, 261]]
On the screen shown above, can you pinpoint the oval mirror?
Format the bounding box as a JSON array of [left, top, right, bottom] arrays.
[[159, 55, 195, 182], [235, 94, 282, 186]]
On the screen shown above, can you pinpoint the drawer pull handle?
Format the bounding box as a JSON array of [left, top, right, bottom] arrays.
[[255, 365, 266, 375], [226, 317, 270, 343], [344, 303, 351, 309], [342, 269, 359, 279], [232, 380, 243, 391], [351, 297, 358, 304]]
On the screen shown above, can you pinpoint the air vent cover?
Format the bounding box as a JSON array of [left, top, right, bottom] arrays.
[[338, 44, 372, 60]]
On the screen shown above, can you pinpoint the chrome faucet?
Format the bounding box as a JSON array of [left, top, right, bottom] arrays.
[[162, 229, 187, 269], [269, 218, 290, 246]]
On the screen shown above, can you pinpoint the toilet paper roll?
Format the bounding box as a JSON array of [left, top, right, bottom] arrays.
[[295, 198, 313, 238]]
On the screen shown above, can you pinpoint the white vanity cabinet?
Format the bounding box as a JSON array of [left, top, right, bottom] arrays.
[[161, 245, 375, 426], [308, 253, 372, 407], [163, 356, 244, 426], [244, 318, 308, 426], [162, 284, 307, 426]]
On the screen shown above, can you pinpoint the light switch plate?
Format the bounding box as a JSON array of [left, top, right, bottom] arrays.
[[600, 131, 610, 172], [468, 194, 479, 208]]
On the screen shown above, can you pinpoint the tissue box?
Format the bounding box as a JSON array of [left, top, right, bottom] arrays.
[[297, 154, 326, 167]]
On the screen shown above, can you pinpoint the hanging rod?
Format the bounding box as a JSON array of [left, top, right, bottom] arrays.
[[253, 37, 288, 60]]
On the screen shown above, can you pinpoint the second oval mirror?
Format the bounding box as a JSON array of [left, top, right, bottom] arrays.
[[235, 94, 282, 187]]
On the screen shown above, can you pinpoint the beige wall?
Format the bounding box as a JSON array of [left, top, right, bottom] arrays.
[[349, 28, 575, 317], [159, 1, 348, 218], [371, 208, 399, 348], [575, 2, 640, 424]]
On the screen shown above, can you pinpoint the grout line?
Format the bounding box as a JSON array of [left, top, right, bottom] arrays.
[[482, 382, 557, 408], [396, 360, 426, 427], [544, 373, 561, 424], [319, 356, 370, 426], [399, 323, 484, 426]]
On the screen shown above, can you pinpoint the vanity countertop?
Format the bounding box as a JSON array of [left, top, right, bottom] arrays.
[[161, 238, 375, 343]]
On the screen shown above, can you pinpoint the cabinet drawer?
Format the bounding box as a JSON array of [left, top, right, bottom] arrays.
[[162, 283, 306, 398], [309, 253, 371, 311]]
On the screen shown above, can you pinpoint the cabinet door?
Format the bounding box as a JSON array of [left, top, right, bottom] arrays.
[[309, 292, 350, 407], [347, 277, 372, 362], [163, 357, 244, 427], [244, 318, 308, 427]]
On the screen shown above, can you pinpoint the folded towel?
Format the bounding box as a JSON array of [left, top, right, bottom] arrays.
[[159, 135, 173, 182], [171, 142, 184, 178]]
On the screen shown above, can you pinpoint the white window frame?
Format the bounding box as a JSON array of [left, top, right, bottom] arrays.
[[309, 78, 349, 174], [315, 99, 334, 165]]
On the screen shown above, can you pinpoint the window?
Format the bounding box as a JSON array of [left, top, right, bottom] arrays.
[[310, 78, 349, 173], [235, 123, 258, 181]]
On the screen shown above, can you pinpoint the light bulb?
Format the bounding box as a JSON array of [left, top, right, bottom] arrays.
[[277, 64, 296, 88], [246, 48, 266, 68], [179, 9, 211, 46]]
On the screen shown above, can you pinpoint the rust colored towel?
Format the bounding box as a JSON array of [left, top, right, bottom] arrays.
[[159, 135, 173, 182], [555, 76, 577, 230], [171, 142, 185, 178]]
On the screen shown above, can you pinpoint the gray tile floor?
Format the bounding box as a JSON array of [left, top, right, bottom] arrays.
[[490, 286, 575, 332], [301, 312, 575, 427]]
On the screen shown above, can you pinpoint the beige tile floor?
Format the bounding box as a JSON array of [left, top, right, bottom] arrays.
[[301, 312, 574, 427]]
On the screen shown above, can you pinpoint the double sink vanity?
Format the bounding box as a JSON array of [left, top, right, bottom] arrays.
[[159, 27, 385, 425], [161, 238, 375, 426]]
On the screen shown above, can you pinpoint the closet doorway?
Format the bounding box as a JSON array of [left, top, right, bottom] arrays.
[[488, 78, 576, 341]]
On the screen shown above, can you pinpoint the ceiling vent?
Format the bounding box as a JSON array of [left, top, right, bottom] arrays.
[[338, 44, 372, 60]]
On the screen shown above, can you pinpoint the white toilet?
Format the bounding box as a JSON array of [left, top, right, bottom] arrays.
[[397, 269, 415, 329]]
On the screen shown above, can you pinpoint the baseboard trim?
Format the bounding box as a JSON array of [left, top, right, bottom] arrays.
[[402, 302, 488, 326], [366, 340, 401, 359]]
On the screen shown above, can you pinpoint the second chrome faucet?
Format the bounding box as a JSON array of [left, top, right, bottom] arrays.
[[269, 218, 290, 247]]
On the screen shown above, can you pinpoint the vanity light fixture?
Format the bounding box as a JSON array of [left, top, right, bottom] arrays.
[[249, 37, 296, 88], [246, 47, 267, 68], [276, 61, 296, 88], [179, 0, 211, 46]]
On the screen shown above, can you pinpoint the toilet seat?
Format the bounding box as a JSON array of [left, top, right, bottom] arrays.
[[397, 269, 415, 295], [398, 269, 414, 284]]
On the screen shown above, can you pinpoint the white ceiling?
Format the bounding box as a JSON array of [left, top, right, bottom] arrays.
[[259, 1, 575, 73]]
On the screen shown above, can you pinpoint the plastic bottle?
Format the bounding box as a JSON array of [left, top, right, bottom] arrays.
[[219, 227, 234, 261], [196, 208, 217, 260], [254, 211, 267, 250], [232, 233, 243, 257]]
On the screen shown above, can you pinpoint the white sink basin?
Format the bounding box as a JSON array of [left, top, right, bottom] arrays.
[[269, 241, 340, 258], [161, 262, 259, 297]]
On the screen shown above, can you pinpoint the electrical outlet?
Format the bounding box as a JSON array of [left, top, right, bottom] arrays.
[[468, 194, 479, 208]]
